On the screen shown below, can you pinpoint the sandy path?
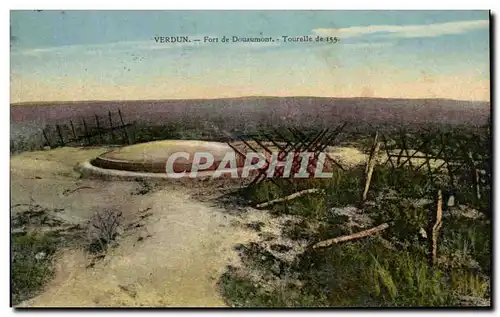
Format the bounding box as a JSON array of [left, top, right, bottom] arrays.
[[19, 190, 256, 307], [11, 147, 261, 307]]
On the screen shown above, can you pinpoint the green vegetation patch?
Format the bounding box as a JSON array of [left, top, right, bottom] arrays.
[[11, 232, 59, 305]]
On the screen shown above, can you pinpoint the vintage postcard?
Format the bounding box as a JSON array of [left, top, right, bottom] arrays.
[[10, 10, 491, 308]]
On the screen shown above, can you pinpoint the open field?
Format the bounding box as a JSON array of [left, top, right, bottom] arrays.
[[11, 97, 489, 127]]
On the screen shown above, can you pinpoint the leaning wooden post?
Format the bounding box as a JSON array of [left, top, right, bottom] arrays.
[[429, 189, 443, 266], [118, 109, 130, 144], [365, 131, 379, 175], [42, 128, 52, 148], [362, 141, 381, 203], [400, 131, 413, 169], [56, 124, 65, 147], [381, 134, 395, 168]]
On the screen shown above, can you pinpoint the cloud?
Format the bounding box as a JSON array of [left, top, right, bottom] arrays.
[[11, 34, 281, 57], [11, 38, 210, 57], [313, 19, 489, 39]]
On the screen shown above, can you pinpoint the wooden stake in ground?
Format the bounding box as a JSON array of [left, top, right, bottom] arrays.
[[382, 134, 395, 168], [95, 114, 104, 144], [82, 118, 91, 145], [312, 223, 389, 249], [69, 120, 77, 142], [365, 131, 379, 175], [256, 188, 323, 209], [108, 110, 116, 144], [56, 124, 65, 146], [362, 141, 381, 202], [118, 109, 131, 144], [429, 189, 443, 266], [467, 152, 481, 201], [42, 128, 52, 148]]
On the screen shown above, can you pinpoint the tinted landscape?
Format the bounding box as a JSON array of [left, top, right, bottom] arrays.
[[10, 10, 492, 308]]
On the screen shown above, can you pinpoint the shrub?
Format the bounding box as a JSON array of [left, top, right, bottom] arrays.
[[86, 210, 122, 254], [11, 232, 58, 305]]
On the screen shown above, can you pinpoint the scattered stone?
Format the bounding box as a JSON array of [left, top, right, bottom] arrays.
[[35, 252, 46, 261], [330, 206, 373, 228], [447, 195, 455, 207], [419, 227, 428, 239], [449, 205, 484, 219]]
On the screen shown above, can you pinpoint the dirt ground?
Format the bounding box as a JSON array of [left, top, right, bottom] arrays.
[[11, 147, 272, 307], [10, 145, 375, 307]]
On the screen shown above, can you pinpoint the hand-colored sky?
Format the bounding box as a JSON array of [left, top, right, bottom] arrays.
[[10, 10, 490, 103]]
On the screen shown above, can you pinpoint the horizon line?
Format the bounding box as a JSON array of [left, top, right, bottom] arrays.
[[10, 95, 491, 106]]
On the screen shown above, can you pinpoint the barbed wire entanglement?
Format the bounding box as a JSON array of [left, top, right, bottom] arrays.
[[41, 109, 133, 148], [380, 126, 490, 213], [237, 122, 490, 269]]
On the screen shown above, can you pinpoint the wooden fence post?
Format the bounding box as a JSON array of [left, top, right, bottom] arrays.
[[362, 140, 381, 203], [365, 131, 379, 175], [82, 118, 91, 145], [42, 128, 52, 148], [70, 120, 77, 141], [56, 124, 65, 147], [108, 110, 116, 144], [429, 189, 443, 266], [95, 114, 104, 143], [118, 109, 130, 144]]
